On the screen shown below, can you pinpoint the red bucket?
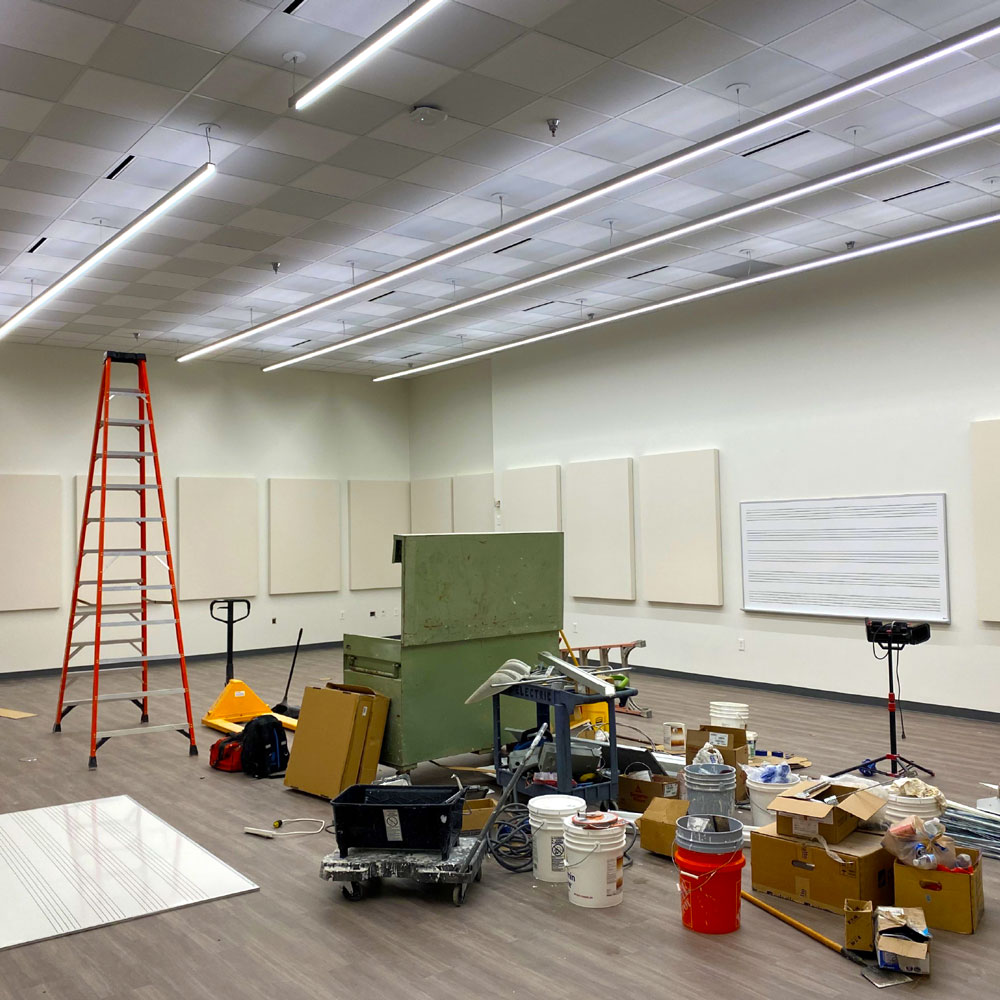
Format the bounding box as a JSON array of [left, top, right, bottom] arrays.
[[675, 845, 746, 934]]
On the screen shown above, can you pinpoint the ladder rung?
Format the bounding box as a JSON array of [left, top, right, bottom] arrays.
[[90, 483, 158, 491], [71, 637, 150, 647], [96, 451, 155, 459], [76, 604, 143, 616], [99, 618, 178, 628], [69, 653, 178, 670], [80, 582, 174, 592], [86, 517, 164, 523], [107, 388, 147, 397], [63, 688, 187, 707], [82, 550, 168, 559], [102, 418, 150, 426], [67, 664, 142, 677], [96, 723, 190, 739]]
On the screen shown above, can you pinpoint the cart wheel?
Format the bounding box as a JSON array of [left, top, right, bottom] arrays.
[[342, 881, 365, 902], [452, 883, 468, 907], [474, 866, 482, 883]]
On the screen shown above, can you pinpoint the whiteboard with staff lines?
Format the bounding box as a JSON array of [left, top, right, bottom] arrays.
[[740, 494, 950, 622]]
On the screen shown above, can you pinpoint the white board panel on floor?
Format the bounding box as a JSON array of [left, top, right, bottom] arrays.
[[453, 473, 494, 532], [0, 795, 257, 951], [348, 480, 410, 590], [178, 477, 257, 601], [565, 458, 635, 600], [501, 465, 560, 531], [268, 478, 340, 595], [972, 419, 1000, 620], [638, 449, 722, 606], [0, 475, 61, 611], [410, 478, 453, 533]]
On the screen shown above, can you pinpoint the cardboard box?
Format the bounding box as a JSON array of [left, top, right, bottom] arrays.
[[284, 683, 390, 799], [770, 781, 883, 845], [461, 797, 495, 833], [893, 850, 984, 934], [750, 825, 894, 914], [618, 773, 681, 814], [845, 899, 875, 952], [876, 907, 932, 975], [638, 798, 690, 860], [685, 725, 749, 800]]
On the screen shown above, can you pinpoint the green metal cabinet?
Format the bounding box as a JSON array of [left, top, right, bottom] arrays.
[[343, 532, 563, 769]]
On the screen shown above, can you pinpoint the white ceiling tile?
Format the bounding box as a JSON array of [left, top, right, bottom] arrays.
[[743, 130, 857, 173], [63, 69, 184, 124], [867, 0, 997, 30], [17, 135, 119, 175], [515, 146, 621, 186], [810, 96, 940, 144], [328, 202, 409, 230], [249, 119, 354, 161], [368, 111, 481, 153], [231, 11, 359, 71], [446, 128, 548, 168], [475, 32, 604, 93], [0, 91, 53, 132], [622, 16, 755, 83], [292, 164, 384, 198], [538, 0, 683, 58], [871, 51, 974, 97], [553, 61, 674, 116], [623, 86, 738, 139], [824, 199, 914, 228], [458, 0, 575, 28], [0, 186, 75, 217], [565, 118, 682, 162], [90, 26, 223, 90], [393, 2, 526, 69], [295, 0, 409, 35], [0, 0, 114, 63], [922, 139, 1000, 179], [198, 173, 279, 206], [126, 0, 269, 51], [494, 97, 607, 146], [229, 207, 312, 236], [700, 0, 854, 43], [0, 43, 80, 101], [342, 48, 460, 104], [772, 2, 933, 76], [362, 179, 450, 212], [196, 56, 293, 114], [220, 145, 316, 183], [130, 127, 242, 167], [329, 137, 429, 177], [424, 194, 500, 225], [896, 62, 1000, 118], [399, 155, 496, 192], [353, 232, 437, 258], [424, 71, 540, 125]]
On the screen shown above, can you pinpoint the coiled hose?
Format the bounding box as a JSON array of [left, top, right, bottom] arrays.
[[486, 802, 534, 872]]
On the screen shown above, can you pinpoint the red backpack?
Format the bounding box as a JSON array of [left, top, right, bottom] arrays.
[[209, 734, 244, 772]]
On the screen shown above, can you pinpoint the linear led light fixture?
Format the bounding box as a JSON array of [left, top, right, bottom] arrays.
[[0, 161, 216, 342], [290, 0, 450, 111], [178, 15, 1000, 364], [372, 208, 1000, 382], [260, 117, 1000, 371]]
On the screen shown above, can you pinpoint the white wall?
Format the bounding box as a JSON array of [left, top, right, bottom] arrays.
[[487, 224, 1000, 713], [0, 344, 409, 673]]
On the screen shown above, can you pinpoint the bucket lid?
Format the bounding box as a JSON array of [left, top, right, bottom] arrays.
[[568, 811, 623, 830], [528, 794, 587, 816]]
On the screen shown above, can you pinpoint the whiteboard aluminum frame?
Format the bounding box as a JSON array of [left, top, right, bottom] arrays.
[[739, 492, 950, 623]]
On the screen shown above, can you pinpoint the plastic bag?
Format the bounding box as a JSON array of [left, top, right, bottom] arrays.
[[881, 814, 962, 868], [744, 762, 793, 783], [692, 741, 724, 764]]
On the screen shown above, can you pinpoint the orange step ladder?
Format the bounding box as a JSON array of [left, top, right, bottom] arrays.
[[54, 351, 197, 768]]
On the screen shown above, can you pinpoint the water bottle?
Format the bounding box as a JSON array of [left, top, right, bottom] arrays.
[[913, 852, 937, 869]]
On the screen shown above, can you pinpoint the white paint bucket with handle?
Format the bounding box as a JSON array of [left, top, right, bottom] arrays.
[[528, 795, 586, 882], [563, 812, 629, 908]]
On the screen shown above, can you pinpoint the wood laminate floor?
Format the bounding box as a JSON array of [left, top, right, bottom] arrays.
[[0, 649, 995, 999]]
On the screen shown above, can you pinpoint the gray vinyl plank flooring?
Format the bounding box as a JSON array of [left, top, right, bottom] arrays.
[[0, 647, 995, 999]]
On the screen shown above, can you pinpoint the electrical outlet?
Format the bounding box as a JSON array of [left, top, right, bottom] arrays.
[[738, 637, 745, 652], [271, 617, 276, 625], [572, 622, 578, 633], [369, 610, 376, 617]]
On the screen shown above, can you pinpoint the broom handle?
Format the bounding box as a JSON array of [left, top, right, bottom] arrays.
[[741, 891, 866, 965], [281, 628, 303, 703]]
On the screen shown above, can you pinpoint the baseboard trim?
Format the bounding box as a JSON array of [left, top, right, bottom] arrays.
[[621, 662, 1000, 723], [0, 640, 344, 682]]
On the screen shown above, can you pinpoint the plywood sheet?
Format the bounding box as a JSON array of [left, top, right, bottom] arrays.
[[453, 473, 494, 532], [348, 480, 410, 590], [178, 477, 257, 601], [0, 474, 61, 611], [638, 449, 722, 606], [410, 478, 453, 533], [565, 458, 635, 600], [972, 419, 1000, 620], [268, 479, 340, 595], [0, 795, 256, 951], [501, 465, 561, 532]]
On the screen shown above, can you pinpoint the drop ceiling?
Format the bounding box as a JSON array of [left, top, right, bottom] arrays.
[[2, 0, 1000, 374]]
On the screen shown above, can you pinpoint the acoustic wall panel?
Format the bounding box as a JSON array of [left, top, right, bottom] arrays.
[[178, 477, 257, 601], [0, 475, 61, 611], [453, 473, 494, 532], [565, 458, 635, 600], [348, 480, 410, 590], [501, 465, 561, 532], [972, 419, 1000, 620], [638, 449, 722, 606], [410, 478, 453, 533], [268, 479, 341, 596]]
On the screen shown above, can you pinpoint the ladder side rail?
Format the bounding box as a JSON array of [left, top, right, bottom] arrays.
[[140, 362, 197, 755], [138, 389, 149, 723]]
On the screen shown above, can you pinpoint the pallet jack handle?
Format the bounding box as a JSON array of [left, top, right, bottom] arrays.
[[210, 598, 250, 682]]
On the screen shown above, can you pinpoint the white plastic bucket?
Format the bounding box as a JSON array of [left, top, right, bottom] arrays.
[[528, 795, 587, 882], [563, 813, 628, 908], [746, 774, 801, 828], [709, 701, 749, 728], [882, 793, 943, 827]]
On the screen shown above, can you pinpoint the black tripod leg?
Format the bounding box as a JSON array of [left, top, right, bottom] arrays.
[[897, 756, 935, 778]]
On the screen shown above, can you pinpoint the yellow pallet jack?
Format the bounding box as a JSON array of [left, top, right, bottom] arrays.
[[202, 599, 298, 735]]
